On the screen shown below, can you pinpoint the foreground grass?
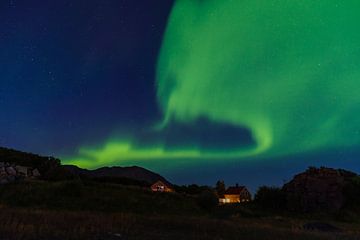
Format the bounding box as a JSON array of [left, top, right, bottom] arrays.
[[0, 206, 359, 240], [0, 181, 359, 239]]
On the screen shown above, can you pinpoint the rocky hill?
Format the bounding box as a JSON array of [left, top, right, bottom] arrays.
[[0, 147, 60, 178], [283, 167, 358, 211]]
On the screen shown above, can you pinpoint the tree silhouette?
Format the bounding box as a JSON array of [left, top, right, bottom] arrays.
[[215, 180, 226, 197]]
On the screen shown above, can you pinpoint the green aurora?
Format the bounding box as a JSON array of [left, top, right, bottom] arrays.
[[64, 0, 360, 169]]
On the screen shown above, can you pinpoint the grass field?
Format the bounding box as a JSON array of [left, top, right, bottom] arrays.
[[0, 181, 359, 240], [0, 207, 359, 240]]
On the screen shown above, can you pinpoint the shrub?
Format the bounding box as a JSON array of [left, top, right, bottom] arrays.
[[215, 180, 226, 197], [43, 166, 79, 181], [197, 190, 218, 211], [343, 176, 360, 209], [254, 186, 286, 211], [174, 184, 212, 195]]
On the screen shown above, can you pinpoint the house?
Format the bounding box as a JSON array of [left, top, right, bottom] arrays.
[[219, 184, 251, 204], [151, 180, 174, 193]]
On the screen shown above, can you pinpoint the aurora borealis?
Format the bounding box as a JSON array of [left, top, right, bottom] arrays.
[[1, 0, 360, 189], [157, 0, 360, 157]]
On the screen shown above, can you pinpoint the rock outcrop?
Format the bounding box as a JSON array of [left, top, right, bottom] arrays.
[[0, 162, 41, 184], [0, 146, 63, 181], [283, 167, 357, 211]]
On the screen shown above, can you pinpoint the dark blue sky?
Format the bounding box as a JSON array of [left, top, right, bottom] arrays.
[[0, 0, 173, 154]]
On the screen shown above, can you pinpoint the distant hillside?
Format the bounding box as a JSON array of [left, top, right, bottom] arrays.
[[63, 165, 172, 186]]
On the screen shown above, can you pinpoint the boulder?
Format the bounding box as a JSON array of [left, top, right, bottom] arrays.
[[32, 168, 41, 177], [5, 167, 17, 176], [0, 162, 42, 185], [16, 166, 29, 177]]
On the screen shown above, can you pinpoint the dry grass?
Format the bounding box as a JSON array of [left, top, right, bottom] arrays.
[[0, 206, 359, 240]]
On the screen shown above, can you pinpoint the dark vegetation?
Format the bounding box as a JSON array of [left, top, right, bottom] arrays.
[[343, 176, 360, 209], [0, 147, 360, 239], [173, 183, 213, 195], [0, 181, 201, 215], [254, 186, 286, 211], [215, 179, 226, 196], [2, 207, 356, 240], [0, 180, 359, 240]]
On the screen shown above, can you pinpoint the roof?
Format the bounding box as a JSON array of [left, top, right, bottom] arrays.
[[225, 186, 246, 195]]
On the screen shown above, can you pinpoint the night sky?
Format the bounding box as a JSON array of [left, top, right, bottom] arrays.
[[1, 0, 360, 191]]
